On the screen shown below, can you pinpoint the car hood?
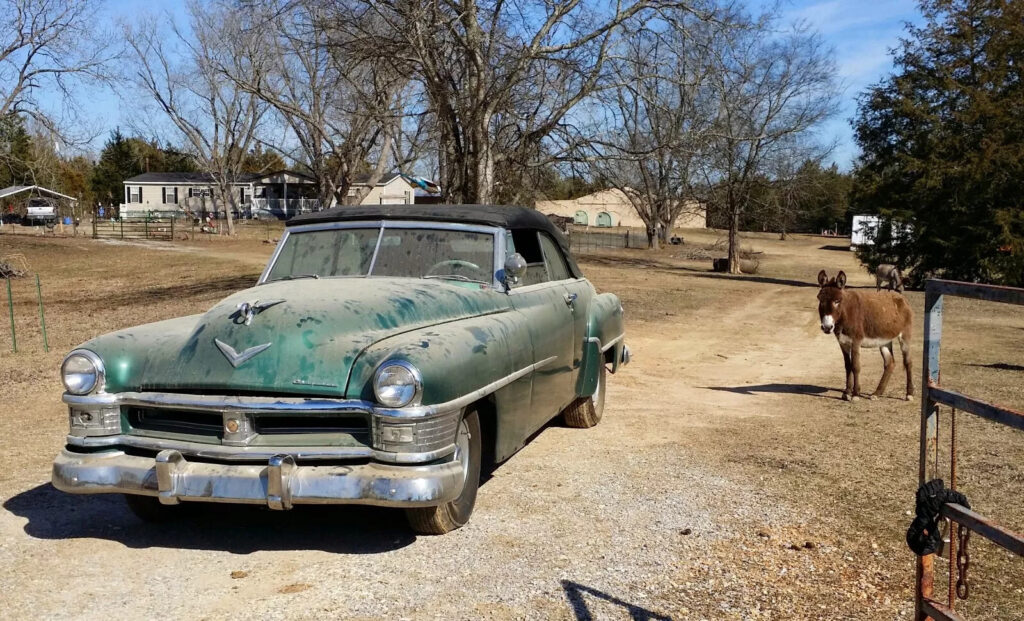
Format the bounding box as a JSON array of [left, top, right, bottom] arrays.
[[87, 278, 510, 397]]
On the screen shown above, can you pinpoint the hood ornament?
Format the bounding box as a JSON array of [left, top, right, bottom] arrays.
[[235, 299, 284, 326], [214, 338, 272, 368]]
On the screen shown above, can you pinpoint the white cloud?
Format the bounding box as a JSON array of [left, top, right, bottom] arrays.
[[785, 0, 918, 35]]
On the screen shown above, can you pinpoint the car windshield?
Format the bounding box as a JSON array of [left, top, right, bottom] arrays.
[[266, 226, 495, 285]]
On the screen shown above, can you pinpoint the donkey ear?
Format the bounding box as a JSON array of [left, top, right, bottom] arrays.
[[836, 271, 847, 289], [817, 270, 828, 286]]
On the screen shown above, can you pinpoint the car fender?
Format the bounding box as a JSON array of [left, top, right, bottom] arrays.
[[346, 311, 535, 408], [576, 293, 625, 398]]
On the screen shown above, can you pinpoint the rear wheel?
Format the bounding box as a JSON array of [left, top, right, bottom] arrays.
[[563, 363, 607, 428], [405, 409, 482, 535]]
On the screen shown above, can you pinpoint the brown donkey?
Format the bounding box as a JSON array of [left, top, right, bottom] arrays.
[[817, 270, 914, 401]]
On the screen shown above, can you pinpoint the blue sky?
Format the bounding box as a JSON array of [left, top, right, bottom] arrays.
[[69, 0, 922, 170], [781, 0, 921, 168]]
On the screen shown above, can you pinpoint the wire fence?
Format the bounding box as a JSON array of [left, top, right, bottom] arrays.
[[567, 226, 649, 253]]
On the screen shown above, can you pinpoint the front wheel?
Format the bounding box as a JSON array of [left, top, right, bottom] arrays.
[[563, 363, 607, 428], [123, 494, 180, 522], [405, 409, 482, 535]]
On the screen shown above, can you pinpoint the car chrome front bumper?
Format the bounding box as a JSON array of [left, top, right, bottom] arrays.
[[52, 448, 466, 509]]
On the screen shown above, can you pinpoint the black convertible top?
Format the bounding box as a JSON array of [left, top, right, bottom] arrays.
[[290, 204, 553, 232], [288, 204, 581, 276]]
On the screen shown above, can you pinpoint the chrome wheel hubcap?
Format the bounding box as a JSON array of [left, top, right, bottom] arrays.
[[453, 419, 471, 484]]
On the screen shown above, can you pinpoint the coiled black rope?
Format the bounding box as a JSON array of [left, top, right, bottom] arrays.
[[906, 479, 970, 556]]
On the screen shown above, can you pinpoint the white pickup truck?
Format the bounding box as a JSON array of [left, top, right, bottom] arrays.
[[25, 198, 57, 225]]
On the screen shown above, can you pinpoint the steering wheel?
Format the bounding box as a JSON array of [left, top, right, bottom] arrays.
[[426, 259, 482, 276]]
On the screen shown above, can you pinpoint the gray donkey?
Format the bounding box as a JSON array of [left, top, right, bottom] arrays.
[[875, 264, 904, 292]]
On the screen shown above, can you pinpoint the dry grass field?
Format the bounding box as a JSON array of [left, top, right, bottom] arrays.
[[0, 227, 1021, 620]]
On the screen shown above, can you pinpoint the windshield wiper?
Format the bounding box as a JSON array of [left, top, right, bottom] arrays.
[[423, 274, 489, 285], [273, 273, 320, 282]]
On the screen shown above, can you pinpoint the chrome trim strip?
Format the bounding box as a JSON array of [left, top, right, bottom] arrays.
[[257, 228, 290, 284], [599, 333, 624, 353], [64, 434, 457, 463], [285, 220, 498, 235], [63, 356, 557, 421], [366, 222, 386, 275], [63, 392, 373, 413], [585, 333, 625, 353]]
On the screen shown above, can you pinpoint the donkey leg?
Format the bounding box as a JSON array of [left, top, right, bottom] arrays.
[[898, 334, 915, 400], [873, 343, 896, 399], [850, 344, 864, 400], [840, 344, 857, 401]]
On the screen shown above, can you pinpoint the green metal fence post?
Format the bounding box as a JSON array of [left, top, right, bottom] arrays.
[[120, 217, 124, 239], [171, 214, 175, 240], [145, 215, 149, 239], [35, 274, 48, 352], [5, 277, 16, 353], [92, 207, 97, 239]]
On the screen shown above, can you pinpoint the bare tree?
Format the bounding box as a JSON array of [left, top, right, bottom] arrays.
[[123, 2, 269, 234], [701, 14, 839, 272], [577, 9, 722, 248], [0, 0, 115, 181], [220, 1, 421, 208], [343, 0, 687, 204]]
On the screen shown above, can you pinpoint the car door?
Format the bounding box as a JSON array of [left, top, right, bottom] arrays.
[[537, 232, 593, 391], [507, 229, 575, 435]]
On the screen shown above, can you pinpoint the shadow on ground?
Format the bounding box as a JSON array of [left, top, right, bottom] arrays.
[[576, 253, 705, 273], [820, 244, 852, 252], [82, 274, 261, 310], [969, 362, 1024, 372], [705, 383, 837, 399], [561, 580, 672, 621], [3, 483, 416, 554], [688, 273, 818, 288]]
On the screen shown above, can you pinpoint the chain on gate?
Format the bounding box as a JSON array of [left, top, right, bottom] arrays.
[[956, 524, 971, 599]]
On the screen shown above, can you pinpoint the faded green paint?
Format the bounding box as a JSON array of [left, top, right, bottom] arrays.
[[81, 278, 510, 398]]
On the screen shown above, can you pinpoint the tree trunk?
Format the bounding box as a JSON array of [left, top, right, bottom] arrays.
[[646, 225, 659, 250], [728, 205, 741, 274], [216, 182, 236, 236]]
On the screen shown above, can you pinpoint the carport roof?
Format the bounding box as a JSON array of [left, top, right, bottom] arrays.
[[0, 185, 77, 202]]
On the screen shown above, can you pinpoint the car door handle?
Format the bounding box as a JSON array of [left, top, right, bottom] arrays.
[[563, 293, 577, 306]]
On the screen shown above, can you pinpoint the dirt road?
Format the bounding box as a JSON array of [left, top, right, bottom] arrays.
[[1, 230, 1021, 620]]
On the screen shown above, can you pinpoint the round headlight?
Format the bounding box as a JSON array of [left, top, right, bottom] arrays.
[[62, 350, 104, 395], [373, 361, 422, 408]]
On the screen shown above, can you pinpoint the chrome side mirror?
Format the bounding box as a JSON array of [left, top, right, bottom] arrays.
[[502, 253, 528, 289]]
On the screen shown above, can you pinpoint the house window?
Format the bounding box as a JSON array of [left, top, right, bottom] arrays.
[[128, 186, 142, 203], [162, 187, 178, 204], [188, 187, 211, 198]]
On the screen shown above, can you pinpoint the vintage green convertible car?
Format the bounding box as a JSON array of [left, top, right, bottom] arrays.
[[52, 205, 629, 534]]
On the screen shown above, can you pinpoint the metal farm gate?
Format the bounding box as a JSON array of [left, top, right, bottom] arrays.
[[92, 216, 176, 241], [916, 279, 1024, 620]]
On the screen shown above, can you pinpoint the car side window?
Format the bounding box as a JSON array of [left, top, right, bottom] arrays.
[[508, 229, 548, 286], [538, 234, 571, 281]]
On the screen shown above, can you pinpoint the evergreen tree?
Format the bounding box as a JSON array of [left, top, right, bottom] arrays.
[[852, 0, 1024, 286], [0, 114, 34, 187], [91, 129, 141, 205]]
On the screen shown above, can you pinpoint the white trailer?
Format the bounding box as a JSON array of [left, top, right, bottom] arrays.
[[851, 215, 879, 250]]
